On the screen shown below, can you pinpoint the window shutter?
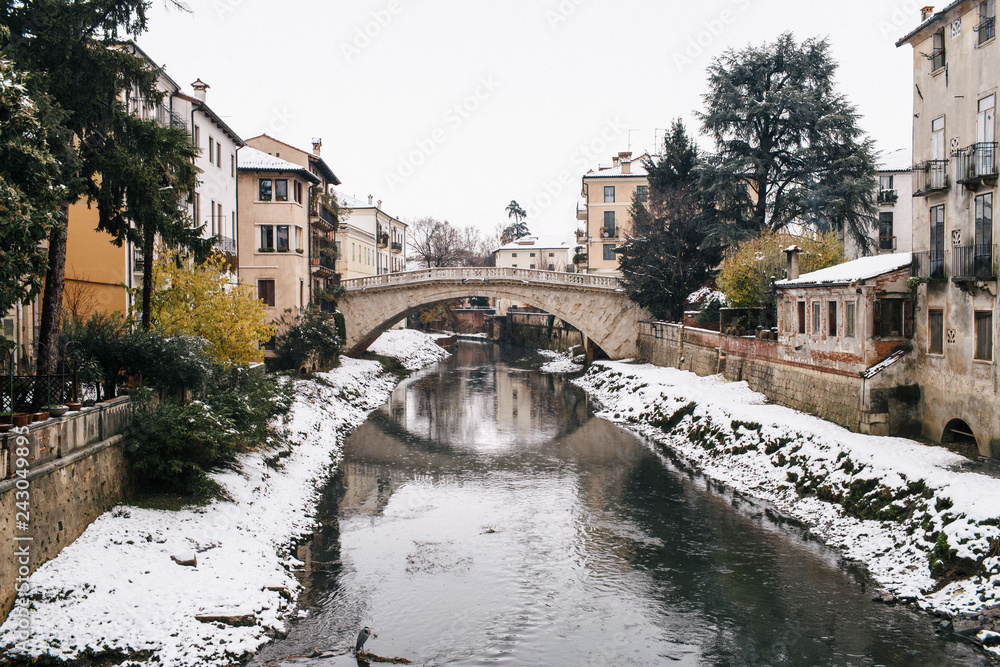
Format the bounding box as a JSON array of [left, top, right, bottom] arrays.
[[904, 299, 914, 338], [873, 300, 882, 338]]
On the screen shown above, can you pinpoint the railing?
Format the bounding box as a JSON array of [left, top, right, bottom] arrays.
[[955, 142, 998, 186], [877, 189, 898, 204], [311, 252, 337, 272], [1, 373, 71, 413], [879, 236, 897, 251], [952, 244, 997, 279], [133, 246, 144, 272], [213, 235, 236, 255], [311, 203, 338, 229], [912, 250, 946, 279], [390, 241, 403, 252], [979, 16, 996, 45], [599, 226, 617, 239], [341, 267, 623, 291], [913, 160, 950, 195], [377, 232, 389, 248]]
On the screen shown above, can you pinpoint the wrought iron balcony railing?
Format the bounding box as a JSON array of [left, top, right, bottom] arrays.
[[877, 189, 898, 204], [952, 244, 997, 279], [955, 142, 998, 188], [978, 16, 996, 45], [913, 160, 950, 196], [213, 235, 236, 255], [912, 250, 946, 279]]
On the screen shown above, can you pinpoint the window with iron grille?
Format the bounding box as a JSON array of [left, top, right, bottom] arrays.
[[929, 309, 944, 354], [980, 0, 996, 44], [932, 29, 946, 70], [975, 311, 993, 360], [636, 185, 649, 202]]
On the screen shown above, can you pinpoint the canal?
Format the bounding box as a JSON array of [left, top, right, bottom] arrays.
[[250, 341, 987, 666]]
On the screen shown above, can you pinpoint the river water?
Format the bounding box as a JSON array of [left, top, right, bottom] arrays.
[[250, 341, 988, 667]]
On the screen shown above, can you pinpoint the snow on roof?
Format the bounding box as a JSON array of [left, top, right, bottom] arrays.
[[237, 147, 319, 182], [877, 147, 911, 172], [494, 235, 574, 253], [336, 190, 373, 209], [775, 252, 913, 287], [586, 153, 650, 178]]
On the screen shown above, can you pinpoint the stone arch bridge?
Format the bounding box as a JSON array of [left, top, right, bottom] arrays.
[[337, 267, 649, 359]]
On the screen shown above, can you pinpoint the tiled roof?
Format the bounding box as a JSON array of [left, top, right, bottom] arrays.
[[494, 235, 574, 253], [775, 252, 913, 287], [877, 147, 912, 172], [237, 147, 320, 182]]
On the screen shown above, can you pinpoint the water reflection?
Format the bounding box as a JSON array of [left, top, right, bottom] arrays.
[[250, 342, 986, 667]]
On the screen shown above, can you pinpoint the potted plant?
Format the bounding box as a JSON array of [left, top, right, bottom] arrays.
[[295, 247, 304, 254], [259, 247, 275, 253], [33, 409, 49, 422], [0, 412, 10, 425], [12, 413, 31, 428], [47, 404, 69, 418], [277, 247, 290, 253], [66, 401, 83, 412]]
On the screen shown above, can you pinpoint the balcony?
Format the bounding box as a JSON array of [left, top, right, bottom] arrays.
[[311, 252, 337, 276], [599, 226, 617, 240], [912, 250, 946, 280], [391, 240, 403, 253], [133, 246, 144, 273], [978, 16, 996, 45], [877, 189, 898, 204], [879, 236, 897, 251], [952, 244, 997, 280], [213, 235, 236, 255], [955, 142, 998, 191], [913, 160, 950, 196], [310, 203, 338, 232], [377, 231, 389, 248]]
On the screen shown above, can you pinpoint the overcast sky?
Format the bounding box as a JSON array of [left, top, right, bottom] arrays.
[[138, 0, 921, 242]]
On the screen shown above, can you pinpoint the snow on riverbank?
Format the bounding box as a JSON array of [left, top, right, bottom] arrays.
[[0, 331, 449, 666], [537, 348, 584, 374], [574, 361, 1000, 642], [367, 328, 451, 370]]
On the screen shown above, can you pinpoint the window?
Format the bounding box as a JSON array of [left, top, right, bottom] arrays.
[[636, 185, 649, 202], [530, 264, 536, 269], [879, 212, 895, 250], [930, 204, 945, 278], [530, 252, 536, 257], [295, 226, 303, 251], [798, 301, 806, 334], [258, 279, 275, 307], [259, 179, 272, 201], [209, 137, 214, 165], [812, 301, 821, 335], [845, 301, 856, 338], [878, 300, 905, 338], [604, 186, 615, 203], [975, 193, 993, 276], [259, 225, 273, 250], [276, 225, 289, 251], [511, 253, 517, 258], [294, 180, 303, 204], [216, 142, 222, 168], [929, 309, 944, 354], [194, 125, 201, 149], [603, 244, 616, 261], [275, 179, 288, 202], [980, 0, 996, 44], [783, 300, 792, 333], [210, 199, 216, 234], [932, 28, 945, 71], [976, 311, 993, 360], [603, 210, 616, 237], [880, 174, 894, 191], [263, 336, 276, 351], [828, 301, 838, 336], [231, 154, 235, 178], [193, 192, 200, 228]]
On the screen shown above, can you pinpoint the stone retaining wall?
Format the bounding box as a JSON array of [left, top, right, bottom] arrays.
[[0, 399, 132, 620]]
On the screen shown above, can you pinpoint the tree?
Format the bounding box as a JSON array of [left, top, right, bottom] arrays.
[[2, 0, 184, 370], [0, 57, 61, 330], [616, 121, 721, 321], [139, 247, 276, 366], [698, 33, 878, 253], [502, 200, 529, 243], [87, 111, 208, 330], [717, 229, 845, 309]]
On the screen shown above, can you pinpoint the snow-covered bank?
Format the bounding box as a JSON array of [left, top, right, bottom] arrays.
[[366, 327, 451, 370], [574, 361, 1000, 655], [0, 331, 449, 666], [537, 348, 584, 374]]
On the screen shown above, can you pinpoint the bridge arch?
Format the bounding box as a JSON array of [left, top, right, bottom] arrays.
[[336, 268, 649, 360]]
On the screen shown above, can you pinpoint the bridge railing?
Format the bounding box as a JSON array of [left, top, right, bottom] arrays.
[[341, 267, 622, 291]]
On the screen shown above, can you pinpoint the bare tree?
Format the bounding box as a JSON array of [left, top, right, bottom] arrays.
[[409, 217, 496, 268]]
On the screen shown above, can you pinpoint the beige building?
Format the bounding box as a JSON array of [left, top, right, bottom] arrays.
[[577, 151, 650, 275], [492, 235, 574, 315], [236, 147, 320, 335], [244, 135, 341, 313], [335, 193, 407, 279], [846, 148, 915, 259], [898, 1, 1000, 457]]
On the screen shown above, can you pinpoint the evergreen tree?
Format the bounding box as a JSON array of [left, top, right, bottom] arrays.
[[698, 33, 878, 253], [617, 121, 720, 322], [0, 57, 61, 337], [1, 0, 183, 368], [502, 200, 529, 243]]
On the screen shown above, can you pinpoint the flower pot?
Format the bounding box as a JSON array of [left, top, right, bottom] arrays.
[[12, 414, 31, 428], [33, 411, 49, 422], [0, 414, 10, 425], [48, 406, 69, 418], [0, 424, 11, 433], [66, 402, 83, 413]]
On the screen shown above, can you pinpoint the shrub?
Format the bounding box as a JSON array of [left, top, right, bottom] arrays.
[[271, 307, 343, 372]]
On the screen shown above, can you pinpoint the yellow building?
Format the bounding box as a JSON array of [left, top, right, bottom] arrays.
[[335, 192, 407, 279], [576, 151, 650, 275]]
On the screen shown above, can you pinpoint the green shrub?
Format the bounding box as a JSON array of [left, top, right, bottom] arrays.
[[271, 307, 343, 372]]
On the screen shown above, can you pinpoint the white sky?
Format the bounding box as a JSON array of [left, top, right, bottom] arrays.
[[138, 0, 920, 242]]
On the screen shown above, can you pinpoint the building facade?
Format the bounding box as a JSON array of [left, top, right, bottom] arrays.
[[335, 193, 407, 279], [847, 148, 915, 259], [492, 235, 574, 315], [577, 152, 650, 275], [899, 0, 1000, 456]]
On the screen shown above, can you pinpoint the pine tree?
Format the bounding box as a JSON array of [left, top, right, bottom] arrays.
[[502, 200, 529, 243], [698, 33, 878, 253], [616, 121, 721, 322]]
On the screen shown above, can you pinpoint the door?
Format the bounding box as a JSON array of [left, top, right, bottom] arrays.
[[931, 117, 946, 189], [978, 95, 996, 177]]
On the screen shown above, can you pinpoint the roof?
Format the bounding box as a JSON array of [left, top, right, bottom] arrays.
[[493, 235, 574, 253], [877, 147, 911, 172], [243, 134, 340, 185], [585, 154, 650, 179], [173, 93, 244, 147], [775, 252, 913, 288], [334, 190, 404, 224], [896, 0, 968, 47], [237, 147, 320, 183]]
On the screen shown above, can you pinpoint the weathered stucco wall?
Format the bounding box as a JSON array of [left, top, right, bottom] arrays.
[[0, 400, 132, 621]]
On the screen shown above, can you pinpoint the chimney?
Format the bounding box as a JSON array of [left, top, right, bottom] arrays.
[[785, 245, 802, 280], [377, 200, 382, 209], [621, 158, 631, 175], [922, 6, 934, 21], [311, 137, 322, 156], [191, 78, 209, 102], [612, 156, 620, 167], [368, 195, 374, 205]]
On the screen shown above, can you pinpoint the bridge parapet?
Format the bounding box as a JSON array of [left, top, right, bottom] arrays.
[[341, 267, 622, 291]]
